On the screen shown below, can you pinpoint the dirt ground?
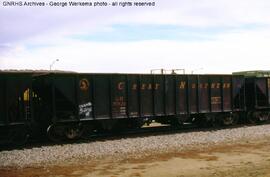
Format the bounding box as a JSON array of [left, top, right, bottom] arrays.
[[2, 136, 270, 177]]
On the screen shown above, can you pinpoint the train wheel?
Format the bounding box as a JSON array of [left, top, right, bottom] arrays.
[[64, 125, 84, 140], [81, 124, 95, 139], [144, 118, 152, 126], [231, 113, 239, 125], [171, 117, 184, 128], [267, 112, 270, 122], [133, 119, 144, 129], [247, 111, 258, 124], [197, 115, 214, 127], [252, 111, 269, 123], [47, 124, 64, 142], [220, 113, 238, 126]]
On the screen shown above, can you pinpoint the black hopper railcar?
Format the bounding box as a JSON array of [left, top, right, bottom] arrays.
[[30, 72, 246, 141]]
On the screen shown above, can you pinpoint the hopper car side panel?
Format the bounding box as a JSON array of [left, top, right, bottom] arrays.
[[176, 75, 188, 114], [232, 76, 245, 111], [198, 75, 210, 113], [255, 78, 269, 108], [92, 75, 111, 119], [222, 76, 232, 111], [182, 75, 244, 115], [140, 75, 154, 117], [209, 76, 222, 112], [243, 77, 269, 122], [33, 74, 78, 125], [153, 75, 165, 116], [245, 77, 270, 110], [110, 75, 127, 118], [245, 78, 254, 110], [77, 75, 93, 120], [54, 75, 77, 121], [188, 75, 198, 113], [32, 74, 53, 126], [165, 75, 176, 115], [127, 75, 140, 117]]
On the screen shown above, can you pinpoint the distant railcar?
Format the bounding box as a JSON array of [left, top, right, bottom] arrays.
[[245, 77, 270, 122]]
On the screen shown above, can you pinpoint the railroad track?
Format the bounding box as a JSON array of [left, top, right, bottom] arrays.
[[0, 122, 264, 151]]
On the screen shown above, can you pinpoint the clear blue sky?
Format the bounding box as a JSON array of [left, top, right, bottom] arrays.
[[1, 0, 270, 73]]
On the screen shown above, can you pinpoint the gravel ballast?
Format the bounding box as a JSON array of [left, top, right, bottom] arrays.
[[1, 124, 270, 168]]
